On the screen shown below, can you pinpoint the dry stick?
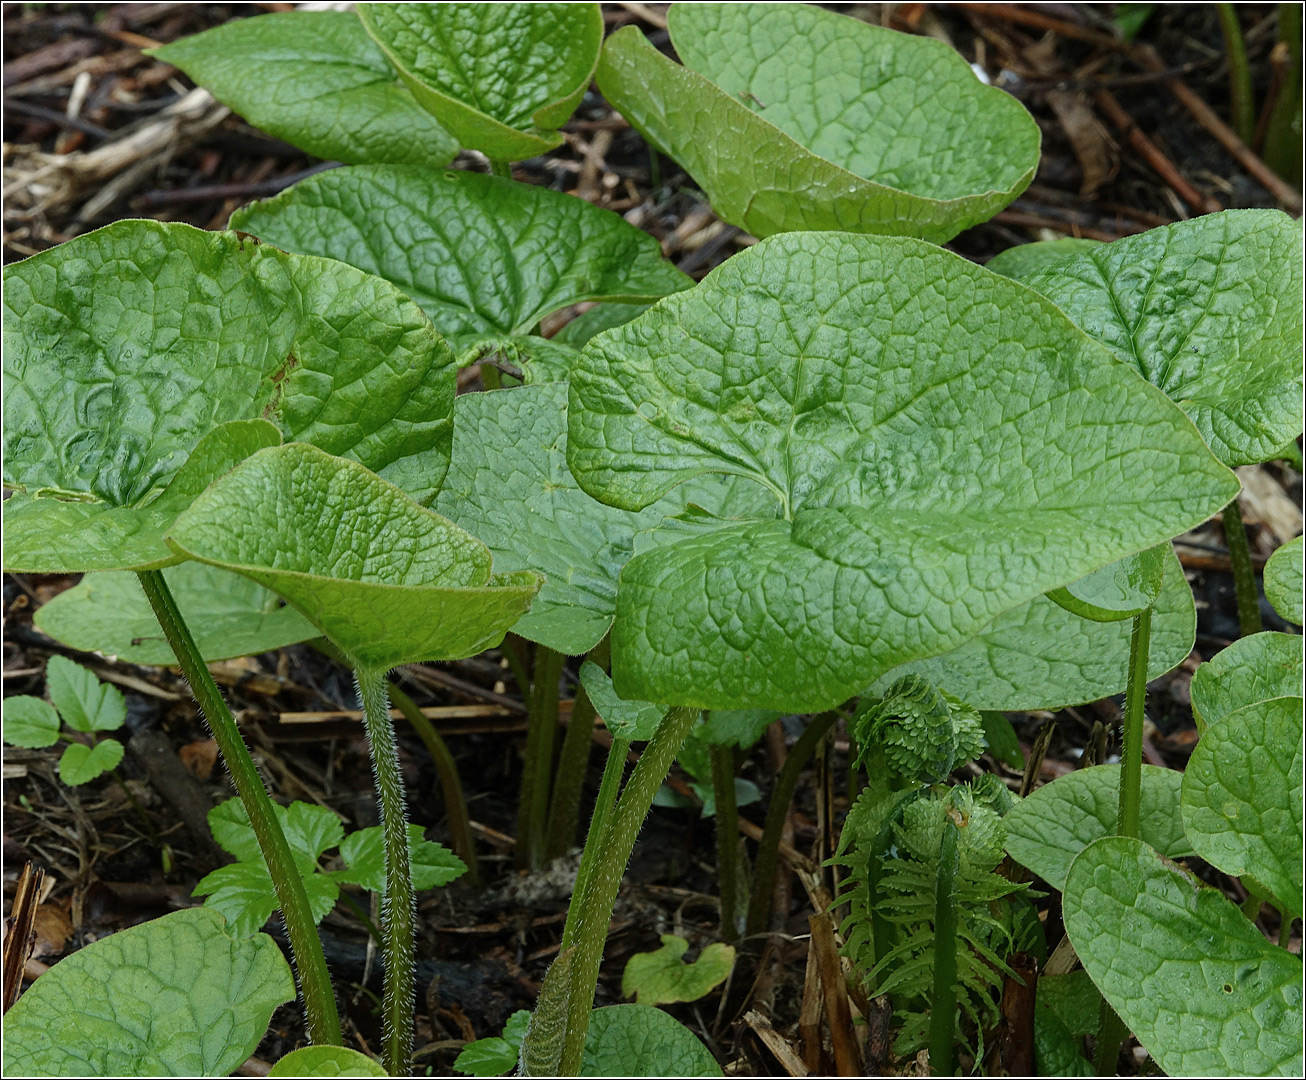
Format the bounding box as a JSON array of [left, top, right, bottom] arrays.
[[2, 863, 45, 1012], [988, 952, 1039, 1077], [950, 2, 1126, 49], [798, 933, 827, 1074], [809, 911, 864, 1078]]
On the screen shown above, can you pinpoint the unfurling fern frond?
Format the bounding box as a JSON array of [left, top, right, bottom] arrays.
[[853, 675, 987, 785]]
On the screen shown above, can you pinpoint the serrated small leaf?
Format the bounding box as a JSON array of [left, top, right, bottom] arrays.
[[45, 655, 125, 733], [208, 798, 263, 863], [357, 3, 602, 161], [1264, 535, 1303, 624], [166, 444, 541, 670], [578, 662, 666, 741], [2, 696, 61, 748], [621, 935, 735, 1006], [0, 908, 295, 1078], [150, 12, 457, 168], [57, 739, 124, 786], [596, 5, 1039, 242], [1004, 764, 1192, 889], [985, 238, 1102, 279], [1047, 543, 1167, 623], [569, 231, 1236, 711], [196, 858, 339, 937], [1064, 836, 1303, 1077], [269, 1046, 387, 1077], [1015, 210, 1304, 467], [282, 802, 346, 863], [873, 544, 1196, 710], [580, 1004, 722, 1077], [1182, 696, 1303, 915], [335, 824, 466, 894], [453, 1037, 519, 1078], [1190, 631, 1304, 730]]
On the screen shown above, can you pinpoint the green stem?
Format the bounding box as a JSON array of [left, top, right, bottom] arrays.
[[500, 634, 532, 702], [562, 737, 630, 951], [710, 740, 743, 941], [928, 813, 960, 1077], [744, 711, 840, 938], [1116, 607, 1152, 839], [559, 706, 701, 1075], [355, 666, 415, 1077], [1093, 1004, 1128, 1076], [1222, 496, 1263, 637], [489, 158, 513, 179], [337, 889, 385, 948], [387, 681, 480, 888], [545, 640, 610, 860], [1217, 4, 1256, 143], [1264, 4, 1302, 183], [135, 570, 341, 1047], [518, 645, 564, 870]]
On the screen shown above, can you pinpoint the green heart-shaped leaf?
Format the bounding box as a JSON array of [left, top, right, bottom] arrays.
[[874, 545, 1196, 710], [166, 443, 541, 670], [230, 165, 690, 381], [3, 221, 457, 573], [595, 4, 1040, 242], [1011, 210, 1304, 466], [2, 696, 61, 749], [1182, 695, 1303, 915], [270, 1046, 388, 1078], [1064, 836, 1303, 1077], [0, 907, 295, 1077], [149, 12, 458, 168], [1265, 535, 1303, 624], [1004, 764, 1192, 890], [34, 562, 318, 666], [46, 655, 125, 733], [1191, 631, 1304, 730], [1047, 543, 1168, 622], [357, 3, 602, 161], [580, 1004, 722, 1077], [57, 739, 125, 786], [622, 935, 735, 1006], [568, 231, 1237, 711]]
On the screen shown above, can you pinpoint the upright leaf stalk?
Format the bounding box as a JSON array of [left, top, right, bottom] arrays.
[[1222, 496, 1263, 637], [136, 570, 341, 1047], [928, 812, 961, 1077]]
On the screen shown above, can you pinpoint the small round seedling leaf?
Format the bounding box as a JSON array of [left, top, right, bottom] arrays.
[[150, 12, 458, 168], [335, 824, 466, 894], [2, 696, 61, 748], [621, 934, 736, 1006], [1064, 836, 1303, 1077], [1182, 695, 1303, 916], [34, 562, 319, 666], [45, 656, 125, 733], [0, 907, 295, 1077], [1004, 764, 1192, 890], [1190, 631, 1304, 730], [596, 4, 1040, 242], [1046, 543, 1167, 623], [580, 1004, 722, 1077], [58, 739, 125, 786], [357, 3, 603, 161], [166, 444, 541, 670], [269, 1046, 388, 1077], [569, 231, 1237, 711], [1264, 535, 1303, 625]]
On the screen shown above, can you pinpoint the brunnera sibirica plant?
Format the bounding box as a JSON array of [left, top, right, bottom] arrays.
[[1, 2, 1301, 1077]]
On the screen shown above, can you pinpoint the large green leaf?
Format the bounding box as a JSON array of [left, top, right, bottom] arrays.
[[166, 444, 541, 670], [580, 1004, 722, 1077], [1182, 696, 1304, 915], [230, 165, 690, 378], [878, 545, 1195, 710], [568, 231, 1237, 711], [1046, 543, 1167, 623], [1264, 534, 1303, 624], [1064, 836, 1303, 1077], [1190, 631, 1304, 730], [986, 238, 1103, 279], [3, 221, 457, 573], [0, 907, 295, 1077], [357, 3, 602, 161], [34, 562, 318, 665], [1013, 210, 1304, 466], [1004, 764, 1193, 889], [595, 4, 1039, 242], [149, 12, 457, 168]]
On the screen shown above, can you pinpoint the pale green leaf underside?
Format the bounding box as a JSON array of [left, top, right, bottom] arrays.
[[1182, 696, 1304, 915], [877, 545, 1194, 710], [149, 12, 458, 168], [596, 3, 1039, 242], [269, 1046, 388, 1077], [59, 739, 125, 786], [1004, 764, 1192, 890], [569, 231, 1237, 710], [35, 562, 319, 666], [622, 935, 735, 1006], [1046, 543, 1167, 622], [1064, 837, 1303, 1077], [1018, 210, 1304, 466], [985, 238, 1102, 280], [167, 444, 540, 669], [357, 3, 602, 161], [1264, 535, 1303, 624], [3, 220, 457, 572], [0, 907, 295, 1077], [578, 661, 666, 741], [1, 696, 61, 748], [230, 165, 690, 347], [580, 1004, 722, 1077], [1190, 631, 1304, 730]]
